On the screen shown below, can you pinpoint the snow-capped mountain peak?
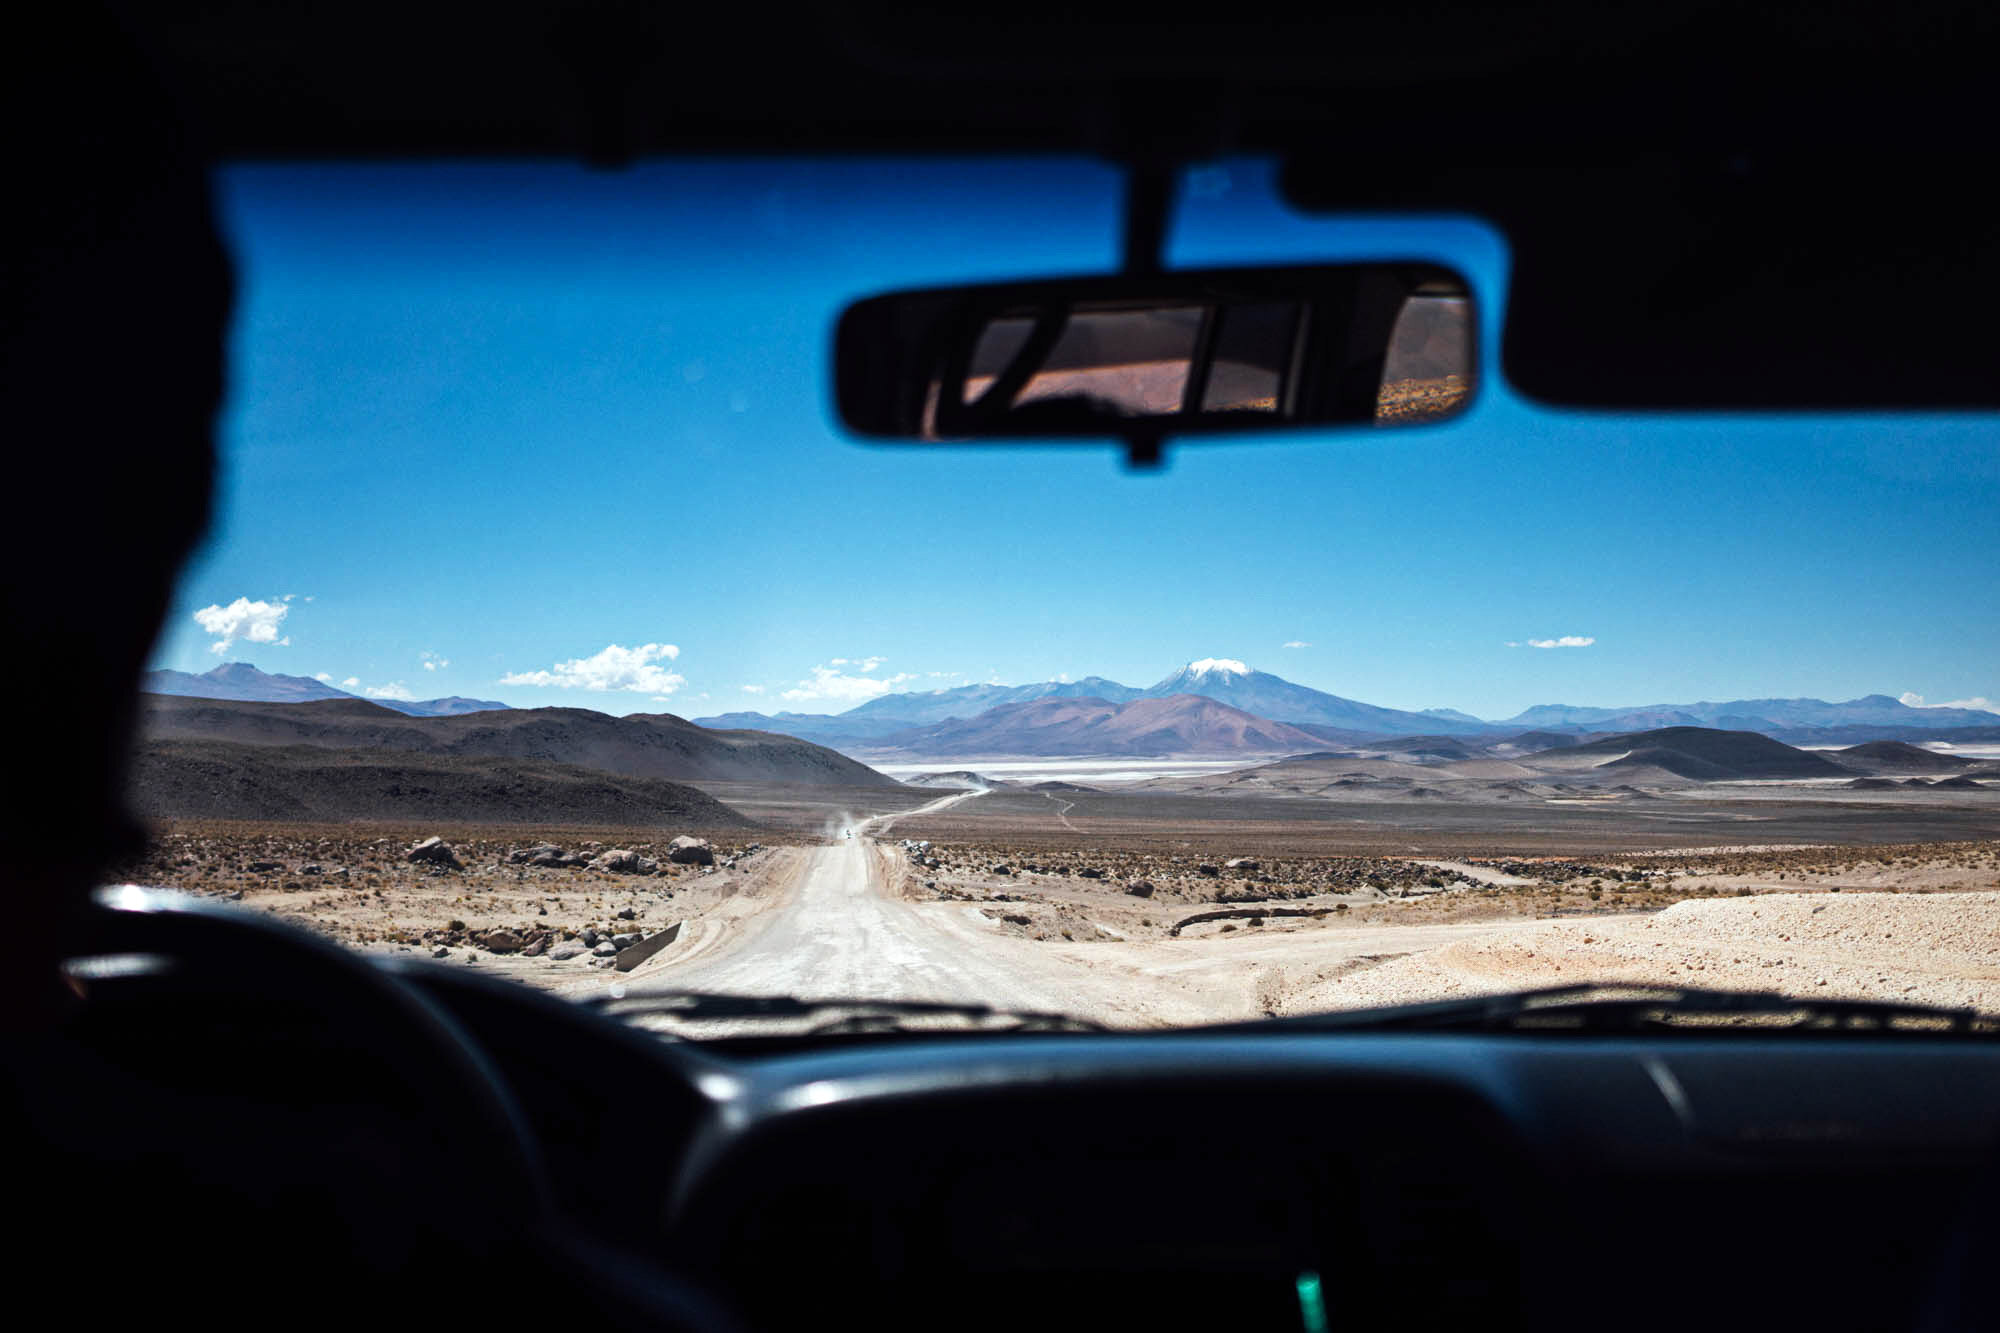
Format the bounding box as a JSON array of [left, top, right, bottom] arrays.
[[1181, 657, 1251, 677]]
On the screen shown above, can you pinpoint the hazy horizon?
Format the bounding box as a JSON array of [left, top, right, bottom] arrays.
[[147, 654, 2000, 726]]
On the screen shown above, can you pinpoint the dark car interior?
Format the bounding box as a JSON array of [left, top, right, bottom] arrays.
[[9, 4, 2000, 1329]]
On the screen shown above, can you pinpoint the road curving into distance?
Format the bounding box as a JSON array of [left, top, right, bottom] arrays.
[[620, 790, 1530, 1028]]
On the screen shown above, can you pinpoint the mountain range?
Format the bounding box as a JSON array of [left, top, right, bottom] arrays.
[[695, 658, 2000, 757], [142, 663, 509, 718], [146, 658, 1999, 760], [873, 694, 1333, 758]]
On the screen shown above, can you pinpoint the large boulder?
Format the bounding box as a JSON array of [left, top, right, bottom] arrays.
[[1224, 857, 1260, 872], [667, 836, 714, 866], [507, 843, 560, 865], [406, 837, 461, 869], [1125, 880, 1155, 898], [478, 929, 523, 954], [593, 848, 659, 875]]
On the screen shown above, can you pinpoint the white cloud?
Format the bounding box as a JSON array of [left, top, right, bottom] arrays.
[[341, 676, 360, 688], [741, 684, 766, 695], [1283, 640, 1311, 649], [1902, 692, 1999, 712], [192, 597, 292, 654], [314, 672, 332, 682], [781, 664, 915, 704], [500, 643, 685, 695], [420, 651, 449, 672], [1055, 671, 1073, 683], [364, 681, 416, 701], [1515, 636, 1595, 649]]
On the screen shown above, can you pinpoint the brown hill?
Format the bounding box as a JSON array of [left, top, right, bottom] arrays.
[[138, 694, 898, 787], [1831, 741, 1978, 774], [1532, 726, 1849, 780], [129, 741, 754, 826], [875, 694, 1332, 757]]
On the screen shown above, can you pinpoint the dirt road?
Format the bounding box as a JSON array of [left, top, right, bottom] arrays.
[[648, 794, 1095, 1010], [616, 794, 1528, 1026]]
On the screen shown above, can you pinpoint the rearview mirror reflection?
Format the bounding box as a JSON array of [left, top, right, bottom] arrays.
[[836, 263, 1474, 448]]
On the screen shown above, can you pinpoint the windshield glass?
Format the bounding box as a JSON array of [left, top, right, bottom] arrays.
[[122, 157, 2000, 1032]]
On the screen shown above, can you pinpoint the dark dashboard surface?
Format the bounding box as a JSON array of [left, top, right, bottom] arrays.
[[418, 967, 2000, 1332]]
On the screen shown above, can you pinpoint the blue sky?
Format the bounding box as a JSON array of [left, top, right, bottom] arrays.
[[152, 158, 1999, 720]]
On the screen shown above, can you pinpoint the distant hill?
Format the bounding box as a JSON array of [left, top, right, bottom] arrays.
[[1138, 659, 1465, 734], [1830, 741, 1977, 774], [145, 662, 353, 704], [1349, 734, 1483, 760], [687, 710, 899, 747], [130, 740, 752, 825], [138, 695, 900, 788], [1506, 694, 2000, 734], [1540, 727, 1850, 780], [840, 677, 1145, 730], [900, 771, 1008, 789], [873, 693, 1331, 757], [372, 695, 514, 718], [143, 662, 510, 718]]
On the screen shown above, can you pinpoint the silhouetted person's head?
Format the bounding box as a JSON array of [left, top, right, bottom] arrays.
[[3, 8, 229, 930]]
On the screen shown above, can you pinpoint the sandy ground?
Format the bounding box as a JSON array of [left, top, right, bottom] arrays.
[[118, 815, 2000, 1029], [1293, 891, 2000, 1014]]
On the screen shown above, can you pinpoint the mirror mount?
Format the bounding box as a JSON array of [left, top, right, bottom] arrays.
[[1119, 163, 1175, 465], [1121, 161, 1175, 279]]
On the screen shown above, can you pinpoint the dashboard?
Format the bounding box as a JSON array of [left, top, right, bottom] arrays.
[[412, 966, 2000, 1333]]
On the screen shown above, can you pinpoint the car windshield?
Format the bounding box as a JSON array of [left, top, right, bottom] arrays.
[[121, 158, 2000, 1034]]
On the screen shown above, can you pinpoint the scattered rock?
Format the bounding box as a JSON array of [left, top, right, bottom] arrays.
[[1225, 857, 1260, 872], [432, 945, 451, 959], [614, 922, 682, 972], [611, 932, 641, 949], [615, 907, 636, 920], [507, 843, 560, 865], [548, 940, 587, 961], [406, 837, 462, 869], [1196, 864, 1220, 877], [594, 848, 659, 875], [521, 933, 549, 958], [247, 861, 282, 873], [668, 836, 715, 866], [479, 929, 523, 954], [1078, 867, 1104, 879], [581, 929, 600, 947], [1125, 880, 1155, 898], [592, 941, 618, 957]]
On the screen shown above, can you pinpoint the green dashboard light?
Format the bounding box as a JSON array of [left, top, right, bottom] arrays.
[[1295, 1269, 1329, 1333]]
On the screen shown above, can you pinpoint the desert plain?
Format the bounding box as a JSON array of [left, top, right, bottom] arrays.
[[114, 763, 2000, 1033]]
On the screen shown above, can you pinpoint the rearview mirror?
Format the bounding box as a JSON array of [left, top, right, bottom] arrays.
[[835, 263, 1473, 460]]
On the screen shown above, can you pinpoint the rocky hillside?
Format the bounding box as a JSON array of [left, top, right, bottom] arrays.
[[139, 695, 900, 787], [1534, 726, 1850, 780], [130, 740, 755, 825]]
